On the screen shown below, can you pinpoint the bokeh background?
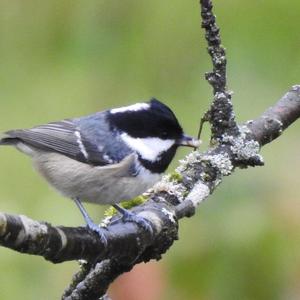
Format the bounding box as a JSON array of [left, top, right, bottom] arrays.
[[0, 0, 300, 299]]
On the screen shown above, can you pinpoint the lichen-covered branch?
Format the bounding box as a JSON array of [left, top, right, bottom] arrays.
[[0, 202, 177, 264], [200, 0, 226, 94], [175, 86, 300, 219], [0, 213, 107, 263], [0, 86, 299, 300], [200, 0, 239, 140], [63, 260, 119, 300], [62, 262, 95, 299]]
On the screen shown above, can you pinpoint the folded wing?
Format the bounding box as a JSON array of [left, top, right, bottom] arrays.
[[1, 120, 110, 166]]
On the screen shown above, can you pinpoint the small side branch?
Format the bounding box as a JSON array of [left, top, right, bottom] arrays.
[[63, 260, 119, 300], [247, 85, 300, 146], [200, 0, 226, 93], [200, 0, 239, 140]]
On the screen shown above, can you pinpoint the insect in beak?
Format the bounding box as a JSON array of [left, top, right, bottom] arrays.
[[176, 134, 201, 148]]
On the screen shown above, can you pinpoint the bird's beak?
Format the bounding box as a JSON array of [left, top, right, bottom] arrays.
[[176, 134, 201, 148]]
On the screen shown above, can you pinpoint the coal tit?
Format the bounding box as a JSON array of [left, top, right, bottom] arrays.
[[0, 99, 200, 242]]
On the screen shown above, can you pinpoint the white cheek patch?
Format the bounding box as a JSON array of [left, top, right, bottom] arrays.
[[110, 102, 150, 114], [121, 133, 175, 162]]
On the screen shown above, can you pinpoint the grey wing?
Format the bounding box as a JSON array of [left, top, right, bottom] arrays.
[[1, 120, 110, 166]]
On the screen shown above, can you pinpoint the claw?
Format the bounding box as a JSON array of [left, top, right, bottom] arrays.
[[113, 204, 153, 236], [86, 222, 108, 247]]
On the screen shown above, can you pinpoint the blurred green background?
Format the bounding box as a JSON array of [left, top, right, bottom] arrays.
[[0, 0, 300, 299]]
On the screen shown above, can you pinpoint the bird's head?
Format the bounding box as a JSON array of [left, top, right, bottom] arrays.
[[108, 98, 200, 173]]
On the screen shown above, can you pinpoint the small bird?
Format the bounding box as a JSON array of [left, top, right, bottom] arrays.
[[0, 99, 200, 243]]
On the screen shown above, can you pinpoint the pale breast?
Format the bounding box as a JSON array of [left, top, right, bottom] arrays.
[[33, 151, 161, 205]]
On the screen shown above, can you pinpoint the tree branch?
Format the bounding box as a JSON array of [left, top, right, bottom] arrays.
[[0, 202, 177, 264], [200, 0, 226, 94], [200, 0, 239, 141], [247, 85, 300, 146], [0, 86, 299, 300]]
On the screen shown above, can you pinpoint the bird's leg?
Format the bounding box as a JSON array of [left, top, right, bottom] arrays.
[[74, 198, 107, 246], [113, 204, 153, 236]]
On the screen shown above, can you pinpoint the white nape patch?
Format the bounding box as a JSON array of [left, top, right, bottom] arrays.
[[120, 133, 175, 162], [75, 130, 88, 159], [110, 102, 150, 114]]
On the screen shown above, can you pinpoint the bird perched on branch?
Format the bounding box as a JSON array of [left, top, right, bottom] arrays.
[[0, 99, 200, 243]]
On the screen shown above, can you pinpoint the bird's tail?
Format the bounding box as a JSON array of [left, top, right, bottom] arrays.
[[0, 132, 19, 145]]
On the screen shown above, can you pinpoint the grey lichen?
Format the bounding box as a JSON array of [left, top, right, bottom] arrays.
[[161, 208, 176, 224], [176, 149, 233, 192], [177, 151, 201, 170], [16, 215, 48, 245], [185, 181, 210, 207], [201, 152, 233, 176], [232, 138, 263, 162], [222, 126, 264, 165], [153, 174, 187, 203]]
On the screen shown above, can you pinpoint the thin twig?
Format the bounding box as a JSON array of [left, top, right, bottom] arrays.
[[200, 0, 239, 140], [200, 0, 227, 94]]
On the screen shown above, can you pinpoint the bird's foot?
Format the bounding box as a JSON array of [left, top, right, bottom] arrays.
[[73, 198, 108, 246], [86, 221, 108, 247], [113, 204, 153, 236]]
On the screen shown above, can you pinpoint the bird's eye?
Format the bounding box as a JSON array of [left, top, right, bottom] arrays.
[[160, 131, 168, 139]]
